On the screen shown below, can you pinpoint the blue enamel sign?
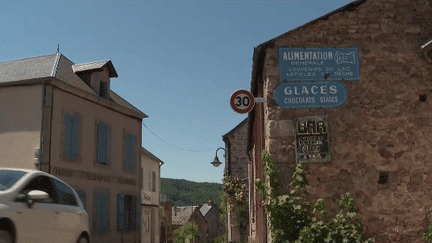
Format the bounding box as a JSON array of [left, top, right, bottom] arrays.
[[279, 47, 360, 81], [273, 81, 347, 109]]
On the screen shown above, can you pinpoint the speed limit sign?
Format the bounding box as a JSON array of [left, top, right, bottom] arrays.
[[230, 89, 255, 114]]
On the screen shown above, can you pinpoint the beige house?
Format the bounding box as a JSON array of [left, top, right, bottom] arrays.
[[140, 147, 163, 243], [172, 206, 208, 243], [0, 53, 147, 243]]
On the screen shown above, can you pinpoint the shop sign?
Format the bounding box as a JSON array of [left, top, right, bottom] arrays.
[[279, 47, 360, 81], [295, 116, 330, 163], [273, 81, 347, 109]]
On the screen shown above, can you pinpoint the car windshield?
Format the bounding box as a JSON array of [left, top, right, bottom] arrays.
[[0, 170, 27, 191]]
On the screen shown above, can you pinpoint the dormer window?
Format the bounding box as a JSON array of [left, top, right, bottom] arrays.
[[100, 82, 108, 99], [79, 72, 91, 86]]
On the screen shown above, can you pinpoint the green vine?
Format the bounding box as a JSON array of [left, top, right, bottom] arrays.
[[422, 206, 432, 242], [256, 150, 375, 243], [220, 175, 249, 243]]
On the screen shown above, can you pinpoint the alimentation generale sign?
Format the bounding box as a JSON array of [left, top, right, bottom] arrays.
[[273, 81, 347, 109], [279, 47, 360, 81]]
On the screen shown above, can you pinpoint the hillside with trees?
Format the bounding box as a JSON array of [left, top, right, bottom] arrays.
[[161, 178, 223, 207]]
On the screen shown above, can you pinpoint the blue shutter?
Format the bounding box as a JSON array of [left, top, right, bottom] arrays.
[[129, 134, 136, 170], [117, 193, 125, 231], [106, 125, 111, 164], [135, 195, 141, 232], [124, 134, 131, 169], [97, 123, 110, 164], [64, 114, 72, 158], [94, 192, 109, 234], [71, 116, 80, 159]]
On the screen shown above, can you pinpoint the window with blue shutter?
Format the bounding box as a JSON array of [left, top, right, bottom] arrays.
[[97, 122, 110, 164], [117, 194, 139, 232], [117, 193, 125, 232], [64, 114, 80, 159], [135, 195, 141, 233], [94, 191, 109, 234], [124, 133, 137, 170]]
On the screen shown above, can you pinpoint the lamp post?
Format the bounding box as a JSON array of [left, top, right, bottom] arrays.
[[211, 147, 225, 168]]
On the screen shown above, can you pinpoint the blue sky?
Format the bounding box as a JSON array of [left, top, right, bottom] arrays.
[[1, 0, 353, 183]]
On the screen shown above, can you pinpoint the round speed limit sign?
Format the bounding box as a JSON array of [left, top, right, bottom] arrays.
[[230, 89, 255, 114]]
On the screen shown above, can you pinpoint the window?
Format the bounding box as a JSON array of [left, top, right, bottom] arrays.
[[64, 114, 80, 159], [97, 122, 111, 165], [93, 191, 109, 234], [100, 82, 108, 99], [117, 194, 140, 232], [52, 179, 77, 206], [74, 188, 86, 209], [124, 133, 137, 170], [151, 171, 156, 192]]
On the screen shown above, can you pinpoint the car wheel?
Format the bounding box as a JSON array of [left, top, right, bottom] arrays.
[[77, 235, 88, 243], [0, 230, 12, 243]]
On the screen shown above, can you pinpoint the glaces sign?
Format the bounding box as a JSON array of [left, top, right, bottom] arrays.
[[279, 47, 360, 81], [273, 81, 347, 109], [295, 116, 330, 163]]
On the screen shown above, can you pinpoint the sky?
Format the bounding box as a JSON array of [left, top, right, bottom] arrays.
[[0, 0, 353, 183]]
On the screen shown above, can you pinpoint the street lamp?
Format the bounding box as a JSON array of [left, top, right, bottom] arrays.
[[211, 147, 225, 167]]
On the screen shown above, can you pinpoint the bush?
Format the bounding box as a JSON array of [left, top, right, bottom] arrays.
[[173, 222, 199, 243], [256, 150, 375, 243]]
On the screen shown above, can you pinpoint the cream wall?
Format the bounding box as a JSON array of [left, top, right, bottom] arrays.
[[50, 87, 142, 243], [0, 85, 42, 169], [141, 152, 161, 243]]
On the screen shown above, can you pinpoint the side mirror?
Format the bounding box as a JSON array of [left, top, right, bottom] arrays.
[[28, 190, 49, 200], [26, 190, 49, 208]]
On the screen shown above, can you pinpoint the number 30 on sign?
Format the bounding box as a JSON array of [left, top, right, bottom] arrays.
[[230, 89, 255, 114]]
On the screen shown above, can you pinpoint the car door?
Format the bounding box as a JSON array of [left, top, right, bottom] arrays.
[[14, 175, 58, 243], [50, 177, 85, 243]]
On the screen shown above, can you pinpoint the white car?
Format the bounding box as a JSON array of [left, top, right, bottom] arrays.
[[0, 168, 90, 243]]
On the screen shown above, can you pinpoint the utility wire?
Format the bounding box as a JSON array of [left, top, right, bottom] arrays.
[[142, 122, 215, 152]]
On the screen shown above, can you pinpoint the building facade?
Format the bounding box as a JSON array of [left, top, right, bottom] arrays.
[[247, 0, 432, 242], [222, 119, 250, 242], [0, 53, 147, 243], [141, 147, 163, 243]]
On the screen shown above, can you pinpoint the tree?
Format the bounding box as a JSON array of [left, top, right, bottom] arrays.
[[174, 222, 199, 243]]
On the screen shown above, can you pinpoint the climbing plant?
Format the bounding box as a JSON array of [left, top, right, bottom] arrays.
[[256, 150, 375, 243], [221, 175, 249, 243]]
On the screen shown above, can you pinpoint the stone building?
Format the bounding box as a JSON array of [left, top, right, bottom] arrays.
[[247, 0, 432, 242], [172, 206, 208, 243], [0, 53, 147, 242], [199, 199, 224, 242], [160, 199, 173, 243], [222, 119, 250, 242]]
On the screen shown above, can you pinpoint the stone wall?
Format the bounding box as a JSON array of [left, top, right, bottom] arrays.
[[224, 119, 249, 178], [262, 0, 432, 242]]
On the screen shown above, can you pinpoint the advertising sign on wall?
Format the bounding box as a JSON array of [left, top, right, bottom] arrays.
[[273, 81, 347, 109], [295, 116, 330, 163], [279, 47, 360, 81]]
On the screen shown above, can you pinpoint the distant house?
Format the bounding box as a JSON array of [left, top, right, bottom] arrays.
[[160, 197, 173, 243], [0, 53, 147, 243], [141, 147, 164, 243], [199, 199, 224, 242], [172, 206, 208, 243]]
